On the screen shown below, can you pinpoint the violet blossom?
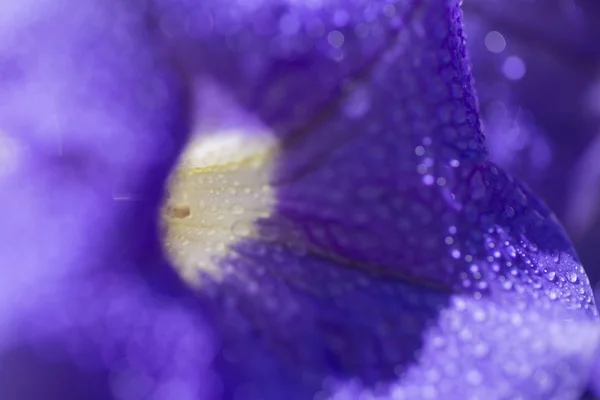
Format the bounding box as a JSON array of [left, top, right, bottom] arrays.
[[0, 1, 599, 399]]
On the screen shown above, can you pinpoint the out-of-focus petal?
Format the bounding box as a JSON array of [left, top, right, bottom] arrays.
[[564, 132, 600, 240], [0, 1, 217, 399]]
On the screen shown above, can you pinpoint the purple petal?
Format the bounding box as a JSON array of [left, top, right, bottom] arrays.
[[1, 0, 599, 399], [0, 1, 216, 399], [197, 237, 599, 399], [170, 0, 600, 398]]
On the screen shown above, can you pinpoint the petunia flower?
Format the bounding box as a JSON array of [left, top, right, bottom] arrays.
[[0, 0, 599, 399]]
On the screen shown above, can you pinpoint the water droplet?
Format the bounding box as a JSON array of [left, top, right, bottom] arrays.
[[472, 342, 490, 358], [231, 204, 245, 215], [502, 55, 526, 80], [485, 31, 506, 53], [466, 369, 483, 385], [232, 221, 252, 237], [501, 280, 513, 290], [529, 243, 538, 253], [473, 309, 486, 322], [327, 30, 345, 48], [506, 245, 517, 258], [423, 174, 434, 185], [342, 85, 371, 118]]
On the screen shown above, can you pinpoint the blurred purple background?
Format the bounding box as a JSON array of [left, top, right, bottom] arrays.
[[463, 0, 600, 290]]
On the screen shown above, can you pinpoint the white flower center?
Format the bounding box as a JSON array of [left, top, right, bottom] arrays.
[[162, 129, 277, 284]]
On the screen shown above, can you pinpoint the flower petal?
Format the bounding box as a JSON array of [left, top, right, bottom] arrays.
[[182, 0, 597, 307], [188, 237, 599, 399], [0, 1, 216, 399], [161, 0, 600, 398]]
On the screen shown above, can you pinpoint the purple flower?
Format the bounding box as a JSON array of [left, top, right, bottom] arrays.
[[0, 1, 599, 399]]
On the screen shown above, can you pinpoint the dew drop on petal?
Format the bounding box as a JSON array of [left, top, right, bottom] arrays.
[[342, 85, 371, 119], [502, 56, 526, 80], [327, 30, 345, 48], [484, 31, 506, 53]]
